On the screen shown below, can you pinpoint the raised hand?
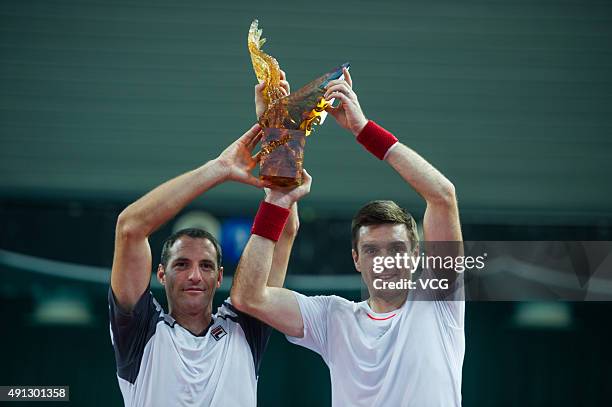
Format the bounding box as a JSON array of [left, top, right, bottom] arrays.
[[255, 69, 291, 119], [323, 67, 368, 136], [214, 124, 266, 188], [264, 169, 312, 209]]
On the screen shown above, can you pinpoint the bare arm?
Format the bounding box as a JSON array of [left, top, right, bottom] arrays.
[[231, 173, 312, 337], [250, 69, 297, 289], [111, 124, 265, 312], [324, 68, 462, 243], [267, 203, 299, 288], [233, 235, 304, 337], [385, 144, 462, 242], [386, 144, 463, 291], [113, 72, 292, 313]]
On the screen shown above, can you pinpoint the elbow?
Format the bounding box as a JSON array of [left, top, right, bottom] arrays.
[[230, 291, 253, 314], [430, 181, 457, 208], [442, 181, 457, 205], [116, 209, 147, 240], [230, 286, 264, 314], [230, 291, 247, 312]]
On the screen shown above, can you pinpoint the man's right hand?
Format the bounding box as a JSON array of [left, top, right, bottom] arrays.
[[264, 170, 312, 209], [213, 124, 267, 188]]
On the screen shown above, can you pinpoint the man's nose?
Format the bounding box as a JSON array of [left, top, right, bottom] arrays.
[[187, 266, 203, 282]]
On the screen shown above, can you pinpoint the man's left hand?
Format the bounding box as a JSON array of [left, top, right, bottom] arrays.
[[323, 67, 368, 137]]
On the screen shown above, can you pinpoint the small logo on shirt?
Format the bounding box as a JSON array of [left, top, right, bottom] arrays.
[[211, 325, 227, 341]]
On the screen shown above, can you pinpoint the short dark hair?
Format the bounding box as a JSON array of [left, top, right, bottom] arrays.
[[351, 200, 418, 252], [160, 228, 222, 268]]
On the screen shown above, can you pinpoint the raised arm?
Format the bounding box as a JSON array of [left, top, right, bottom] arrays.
[[252, 69, 297, 288], [254, 70, 300, 287], [111, 124, 265, 312], [231, 173, 312, 337], [385, 145, 461, 242], [267, 202, 299, 288], [324, 68, 462, 243]]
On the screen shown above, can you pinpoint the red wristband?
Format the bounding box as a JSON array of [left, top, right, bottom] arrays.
[[356, 120, 399, 160], [251, 201, 291, 242]]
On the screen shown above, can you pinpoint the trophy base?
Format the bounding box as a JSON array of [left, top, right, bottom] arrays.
[[260, 174, 302, 188], [259, 128, 306, 188]]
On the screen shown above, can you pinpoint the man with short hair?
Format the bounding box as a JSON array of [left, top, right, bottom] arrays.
[[232, 67, 464, 406], [108, 77, 300, 406]]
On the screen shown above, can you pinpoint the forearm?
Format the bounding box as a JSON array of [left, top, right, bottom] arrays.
[[232, 231, 305, 337], [385, 143, 456, 206], [232, 235, 276, 308], [268, 205, 298, 287], [233, 191, 299, 305], [230, 168, 310, 337], [356, 121, 461, 242], [118, 159, 226, 237]]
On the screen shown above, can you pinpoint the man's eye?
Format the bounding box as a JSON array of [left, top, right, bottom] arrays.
[[175, 262, 186, 268]]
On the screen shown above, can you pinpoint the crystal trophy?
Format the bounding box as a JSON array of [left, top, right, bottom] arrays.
[[248, 19, 349, 187]]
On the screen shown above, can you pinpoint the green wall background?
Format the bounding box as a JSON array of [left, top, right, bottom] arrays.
[[2, 0, 611, 220]]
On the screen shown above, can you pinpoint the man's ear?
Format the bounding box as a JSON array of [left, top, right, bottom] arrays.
[[157, 264, 166, 285], [216, 266, 224, 288], [352, 249, 361, 274]]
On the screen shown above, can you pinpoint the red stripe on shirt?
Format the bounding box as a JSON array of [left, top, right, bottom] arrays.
[[367, 313, 397, 321]]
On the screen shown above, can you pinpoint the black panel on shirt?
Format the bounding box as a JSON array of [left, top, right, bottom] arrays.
[[108, 287, 162, 384], [222, 301, 272, 377]]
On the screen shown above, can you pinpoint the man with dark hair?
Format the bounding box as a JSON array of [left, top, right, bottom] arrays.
[[232, 67, 464, 406], [351, 199, 419, 251], [108, 77, 301, 406], [160, 228, 223, 269]]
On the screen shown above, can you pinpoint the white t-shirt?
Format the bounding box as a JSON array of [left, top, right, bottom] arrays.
[[286, 292, 465, 407], [108, 288, 270, 407]]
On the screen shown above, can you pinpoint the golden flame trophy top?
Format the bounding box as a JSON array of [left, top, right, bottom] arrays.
[[247, 19, 350, 136]]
